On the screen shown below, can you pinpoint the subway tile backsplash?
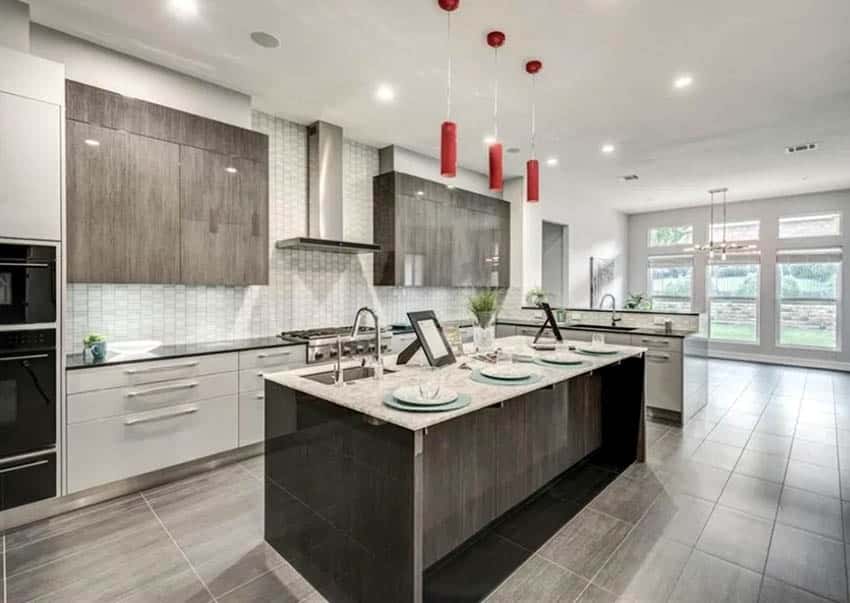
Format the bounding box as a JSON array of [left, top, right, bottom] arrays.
[[64, 111, 484, 352]]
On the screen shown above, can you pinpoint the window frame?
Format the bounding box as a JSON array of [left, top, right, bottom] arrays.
[[708, 219, 761, 244], [647, 225, 694, 248], [775, 248, 842, 352], [706, 258, 761, 345], [647, 255, 694, 313], [778, 212, 842, 240]]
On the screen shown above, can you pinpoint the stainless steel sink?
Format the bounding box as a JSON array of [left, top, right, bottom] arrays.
[[303, 366, 396, 385], [569, 324, 638, 332]]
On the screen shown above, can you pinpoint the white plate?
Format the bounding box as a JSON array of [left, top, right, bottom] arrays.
[[539, 353, 584, 366], [480, 365, 533, 380], [393, 385, 458, 406], [576, 345, 620, 355]]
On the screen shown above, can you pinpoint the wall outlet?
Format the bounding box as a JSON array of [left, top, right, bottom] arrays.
[[653, 316, 666, 325]]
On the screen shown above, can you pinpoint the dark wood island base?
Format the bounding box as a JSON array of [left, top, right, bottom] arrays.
[[264, 355, 645, 603]]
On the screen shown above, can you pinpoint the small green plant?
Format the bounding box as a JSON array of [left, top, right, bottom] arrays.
[[625, 292, 651, 310], [468, 289, 499, 322], [83, 333, 106, 347], [525, 287, 548, 307]]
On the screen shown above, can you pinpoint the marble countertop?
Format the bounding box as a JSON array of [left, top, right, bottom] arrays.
[[263, 335, 646, 432], [497, 318, 696, 339], [66, 336, 305, 370]]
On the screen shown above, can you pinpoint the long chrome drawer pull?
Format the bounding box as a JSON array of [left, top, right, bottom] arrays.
[[0, 353, 50, 362], [257, 351, 292, 359], [126, 382, 199, 398], [124, 405, 199, 425], [641, 338, 670, 345], [124, 361, 199, 375], [646, 353, 671, 361], [0, 459, 49, 474], [0, 262, 50, 268]]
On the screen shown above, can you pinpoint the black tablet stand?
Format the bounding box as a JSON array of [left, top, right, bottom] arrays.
[[533, 302, 564, 344]]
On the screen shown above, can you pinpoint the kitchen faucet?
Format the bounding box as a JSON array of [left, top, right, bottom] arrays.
[[598, 294, 622, 327], [351, 306, 383, 379]]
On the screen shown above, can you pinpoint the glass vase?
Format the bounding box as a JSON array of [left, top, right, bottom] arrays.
[[473, 312, 496, 353]]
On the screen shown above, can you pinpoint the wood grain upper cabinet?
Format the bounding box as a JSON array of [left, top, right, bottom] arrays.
[[179, 147, 268, 286], [374, 171, 510, 287], [67, 121, 181, 283]]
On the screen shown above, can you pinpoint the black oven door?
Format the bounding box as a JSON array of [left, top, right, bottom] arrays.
[[0, 451, 56, 511], [0, 244, 57, 325], [0, 330, 56, 458]]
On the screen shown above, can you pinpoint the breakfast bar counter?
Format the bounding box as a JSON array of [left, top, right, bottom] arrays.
[[262, 336, 647, 603]]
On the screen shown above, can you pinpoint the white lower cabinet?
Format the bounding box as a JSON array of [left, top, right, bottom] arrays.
[[67, 395, 238, 493], [239, 391, 266, 447], [644, 350, 683, 412]]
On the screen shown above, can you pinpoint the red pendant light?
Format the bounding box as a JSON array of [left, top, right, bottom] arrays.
[[525, 59, 543, 202], [438, 0, 459, 178], [486, 31, 506, 191]]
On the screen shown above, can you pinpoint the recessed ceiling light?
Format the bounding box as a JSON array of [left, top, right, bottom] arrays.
[[416, 190, 425, 197], [250, 32, 280, 49], [84, 139, 100, 147], [545, 157, 559, 167], [169, 0, 198, 18], [483, 135, 497, 145], [225, 166, 238, 174], [673, 74, 693, 89], [601, 143, 615, 154], [375, 84, 395, 103], [446, 183, 455, 189]]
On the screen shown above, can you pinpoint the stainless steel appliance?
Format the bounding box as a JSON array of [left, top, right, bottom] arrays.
[[280, 326, 392, 364], [0, 328, 57, 510], [0, 243, 57, 325]]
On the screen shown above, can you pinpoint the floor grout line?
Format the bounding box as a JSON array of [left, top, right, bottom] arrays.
[[3, 534, 7, 603], [139, 491, 218, 603]]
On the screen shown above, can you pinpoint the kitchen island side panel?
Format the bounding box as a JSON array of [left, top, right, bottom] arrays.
[[264, 381, 421, 603]]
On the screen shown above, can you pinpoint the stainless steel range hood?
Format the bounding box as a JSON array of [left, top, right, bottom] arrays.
[[275, 121, 380, 254]]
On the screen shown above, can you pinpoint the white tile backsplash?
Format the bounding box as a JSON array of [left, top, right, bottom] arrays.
[[64, 111, 484, 352]]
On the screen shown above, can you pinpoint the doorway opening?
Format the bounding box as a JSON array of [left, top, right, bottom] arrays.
[[542, 221, 569, 306]]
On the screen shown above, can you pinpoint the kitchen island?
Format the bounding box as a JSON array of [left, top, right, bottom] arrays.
[[263, 336, 647, 603]]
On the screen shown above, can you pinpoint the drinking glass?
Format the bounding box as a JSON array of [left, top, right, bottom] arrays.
[[418, 367, 442, 400], [592, 333, 605, 346]]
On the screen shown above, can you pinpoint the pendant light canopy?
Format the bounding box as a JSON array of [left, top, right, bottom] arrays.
[[525, 59, 543, 202], [487, 31, 506, 191], [439, 0, 459, 178]]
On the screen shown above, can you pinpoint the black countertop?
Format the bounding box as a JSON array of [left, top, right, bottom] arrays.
[[496, 318, 696, 339], [66, 336, 306, 370]]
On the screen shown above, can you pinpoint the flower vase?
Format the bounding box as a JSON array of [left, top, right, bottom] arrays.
[[473, 312, 496, 353]]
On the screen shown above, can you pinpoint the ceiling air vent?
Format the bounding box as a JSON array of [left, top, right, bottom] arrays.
[[622, 174, 640, 182], [785, 143, 818, 154]]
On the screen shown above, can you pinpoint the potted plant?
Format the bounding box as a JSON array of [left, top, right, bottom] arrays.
[[83, 333, 107, 362], [525, 287, 548, 307], [468, 289, 499, 352], [625, 292, 651, 310]]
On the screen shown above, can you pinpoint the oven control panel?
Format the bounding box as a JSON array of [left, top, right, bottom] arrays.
[[0, 329, 56, 351]]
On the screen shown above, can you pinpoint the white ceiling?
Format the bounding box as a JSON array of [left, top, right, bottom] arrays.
[[30, 0, 850, 213]]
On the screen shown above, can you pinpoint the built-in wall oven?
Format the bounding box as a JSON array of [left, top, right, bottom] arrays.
[[0, 329, 57, 510], [0, 243, 57, 325]]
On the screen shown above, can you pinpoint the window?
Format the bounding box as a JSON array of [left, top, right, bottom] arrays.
[[779, 213, 841, 239], [707, 254, 760, 343], [648, 255, 693, 312], [709, 220, 760, 243], [648, 226, 693, 248], [776, 248, 841, 350]]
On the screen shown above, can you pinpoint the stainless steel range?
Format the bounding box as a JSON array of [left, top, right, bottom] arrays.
[[279, 326, 392, 364]]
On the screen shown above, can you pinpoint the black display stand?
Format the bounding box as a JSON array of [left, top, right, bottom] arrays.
[[396, 310, 457, 367], [533, 302, 564, 344]]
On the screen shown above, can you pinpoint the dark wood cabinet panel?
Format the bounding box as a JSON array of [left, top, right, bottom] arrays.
[[374, 171, 510, 287], [67, 121, 181, 283]]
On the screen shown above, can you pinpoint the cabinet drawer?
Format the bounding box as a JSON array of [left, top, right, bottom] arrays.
[[591, 332, 632, 346], [238, 346, 305, 370], [633, 335, 683, 353], [67, 395, 238, 493], [517, 326, 545, 338], [561, 329, 593, 342], [67, 353, 238, 394], [645, 351, 683, 412], [239, 365, 296, 393], [495, 325, 516, 338], [68, 371, 237, 424], [239, 391, 265, 447]]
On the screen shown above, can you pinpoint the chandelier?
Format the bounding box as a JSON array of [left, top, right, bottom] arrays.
[[685, 188, 757, 260]]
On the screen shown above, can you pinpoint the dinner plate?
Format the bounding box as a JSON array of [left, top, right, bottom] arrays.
[[538, 353, 584, 366], [576, 345, 620, 355], [480, 365, 533, 380], [393, 385, 458, 406]]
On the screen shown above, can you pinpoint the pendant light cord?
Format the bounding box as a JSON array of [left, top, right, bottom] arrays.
[[531, 75, 537, 159], [446, 12, 452, 121], [493, 47, 499, 139]]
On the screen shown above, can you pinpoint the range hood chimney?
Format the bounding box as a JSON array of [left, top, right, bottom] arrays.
[[275, 121, 380, 254]]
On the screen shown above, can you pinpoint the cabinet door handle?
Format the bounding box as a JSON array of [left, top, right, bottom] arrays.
[[0, 459, 49, 475], [0, 262, 50, 268], [124, 361, 199, 375], [0, 353, 49, 363], [257, 351, 292, 359], [124, 405, 199, 425], [646, 353, 671, 361], [641, 338, 670, 346], [126, 381, 199, 398]]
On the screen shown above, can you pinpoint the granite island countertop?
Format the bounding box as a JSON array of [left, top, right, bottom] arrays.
[[497, 318, 697, 339], [263, 335, 646, 432]]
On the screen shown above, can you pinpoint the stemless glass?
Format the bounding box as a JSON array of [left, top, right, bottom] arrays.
[[418, 366, 442, 400], [592, 333, 606, 346]]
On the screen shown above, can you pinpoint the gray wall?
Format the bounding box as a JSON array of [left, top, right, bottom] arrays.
[[627, 188, 850, 370], [542, 221, 568, 306], [0, 0, 29, 52]]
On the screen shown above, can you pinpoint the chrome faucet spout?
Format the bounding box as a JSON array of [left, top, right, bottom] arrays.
[[598, 294, 621, 326], [351, 306, 383, 378]]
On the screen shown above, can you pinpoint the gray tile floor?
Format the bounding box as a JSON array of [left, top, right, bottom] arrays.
[[3, 358, 850, 602]]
